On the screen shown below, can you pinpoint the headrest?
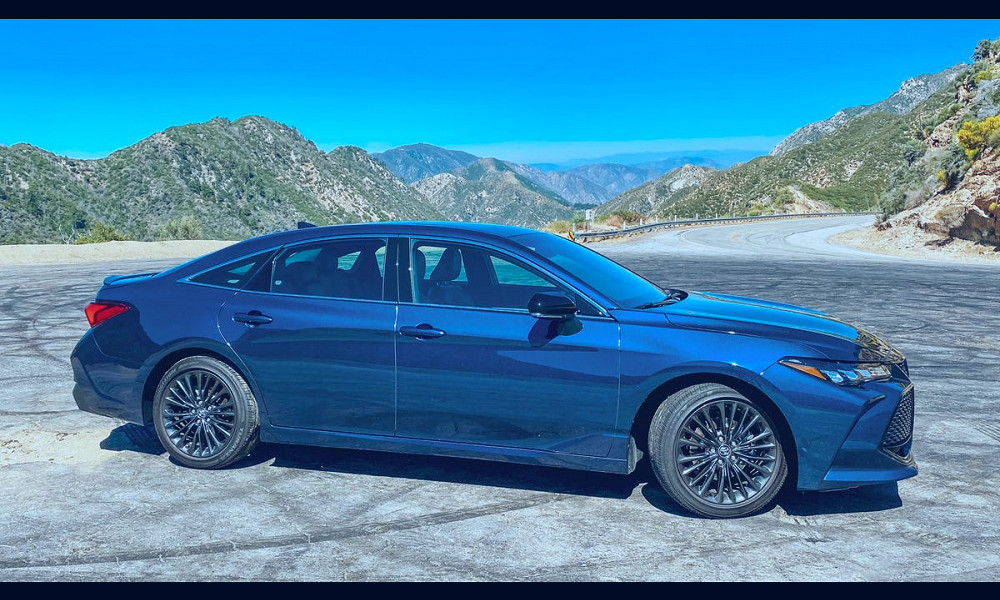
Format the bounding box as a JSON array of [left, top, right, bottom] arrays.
[[430, 247, 463, 281]]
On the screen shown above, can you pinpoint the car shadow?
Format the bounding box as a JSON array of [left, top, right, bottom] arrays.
[[101, 423, 903, 518]]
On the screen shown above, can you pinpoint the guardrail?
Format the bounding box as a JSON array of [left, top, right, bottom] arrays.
[[574, 211, 879, 241]]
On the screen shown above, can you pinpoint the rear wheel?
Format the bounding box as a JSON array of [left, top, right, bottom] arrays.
[[152, 356, 259, 469], [648, 383, 787, 518]]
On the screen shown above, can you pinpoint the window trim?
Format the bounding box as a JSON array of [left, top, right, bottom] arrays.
[[181, 248, 280, 292], [399, 235, 613, 319]]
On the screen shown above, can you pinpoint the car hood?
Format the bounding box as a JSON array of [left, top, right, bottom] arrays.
[[658, 291, 903, 362]]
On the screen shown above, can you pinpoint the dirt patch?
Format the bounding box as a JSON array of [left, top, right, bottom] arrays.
[[0, 240, 236, 266], [0, 429, 116, 465], [832, 224, 1000, 264]]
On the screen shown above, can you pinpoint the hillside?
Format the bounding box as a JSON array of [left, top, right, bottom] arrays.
[[770, 63, 966, 156], [372, 143, 479, 184], [597, 165, 718, 216], [504, 162, 611, 206], [0, 117, 442, 244], [412, 158, 576, 227], [618, 63, 974, 221], [864, 40, 1000, 248]]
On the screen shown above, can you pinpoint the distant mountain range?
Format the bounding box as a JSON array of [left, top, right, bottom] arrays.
[[373, 144, 728, 206], [372, 143, 479, 184], [412, 158, 575, 227]]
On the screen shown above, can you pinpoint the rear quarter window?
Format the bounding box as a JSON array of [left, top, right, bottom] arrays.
[[188, 250, 276, 290]]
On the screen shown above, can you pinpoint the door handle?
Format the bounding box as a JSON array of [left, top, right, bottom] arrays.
[[399, 324, 446, 339], [233, 310, 273, 326]]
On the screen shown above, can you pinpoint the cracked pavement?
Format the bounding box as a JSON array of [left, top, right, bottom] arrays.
[[1, 216, 998, 581]]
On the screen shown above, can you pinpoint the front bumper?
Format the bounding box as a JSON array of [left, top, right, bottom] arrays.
[[817, 384, 917, 489], [760, 360, 917, 490]]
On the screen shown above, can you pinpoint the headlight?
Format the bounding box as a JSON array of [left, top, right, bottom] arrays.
[[779, 358, 892, 386]]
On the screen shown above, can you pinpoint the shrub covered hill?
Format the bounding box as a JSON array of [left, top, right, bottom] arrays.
[[412, 158, 576, 227], [607, 38, 1000, 245], [0, 116, 442, 244]]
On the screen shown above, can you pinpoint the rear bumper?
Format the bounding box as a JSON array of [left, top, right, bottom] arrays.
[[71, 330, 145, 424]]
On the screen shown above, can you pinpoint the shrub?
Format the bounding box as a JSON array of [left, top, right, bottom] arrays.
[[974, 68, 996, 84], [161, 215, 204, 240], [957, 115, 1000, 160], [74, 222, 129, 244], [547, 220, 574, 234]]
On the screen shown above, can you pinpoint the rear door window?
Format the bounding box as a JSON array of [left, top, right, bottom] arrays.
[[271, 238, 387, 301]]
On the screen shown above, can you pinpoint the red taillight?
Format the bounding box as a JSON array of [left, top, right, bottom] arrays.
[[85, 301, 131, 328]]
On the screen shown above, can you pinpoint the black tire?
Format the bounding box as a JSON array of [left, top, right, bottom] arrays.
[[648, 383, 787, 518], [152, 356, 259, 469]]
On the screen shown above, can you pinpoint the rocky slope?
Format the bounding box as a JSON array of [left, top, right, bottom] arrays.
[[0, 117, 442, 244], [596, 165, 718, 216], [865, 43, 1000, 250], [372, 143, 479, 184], [770, 63, 966, 156], [412, 158, 575, 227]]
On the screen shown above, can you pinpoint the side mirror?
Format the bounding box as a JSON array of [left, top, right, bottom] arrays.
[[528, 292, 578, 320]]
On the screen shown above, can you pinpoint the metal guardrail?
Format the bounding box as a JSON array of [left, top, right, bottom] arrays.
[[575, 211, 879, 241]]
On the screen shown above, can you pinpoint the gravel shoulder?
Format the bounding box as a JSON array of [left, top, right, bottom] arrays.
[[0, 240, 235, 266]]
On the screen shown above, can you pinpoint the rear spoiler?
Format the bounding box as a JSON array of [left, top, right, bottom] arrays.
[[102, 273, 157, 286]]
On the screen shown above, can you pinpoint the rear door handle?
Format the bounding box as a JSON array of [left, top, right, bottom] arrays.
[[233, 310, 273, 326], [399, 324, 446, 339]]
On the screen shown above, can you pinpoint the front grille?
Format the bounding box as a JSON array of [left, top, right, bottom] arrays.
[[882, 387, 914, 452]]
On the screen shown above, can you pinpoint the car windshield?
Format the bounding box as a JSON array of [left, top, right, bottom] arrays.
[[513, 232, 670, 309]]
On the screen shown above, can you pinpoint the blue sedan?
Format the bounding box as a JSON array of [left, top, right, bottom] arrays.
[[71, 222, 916, 518]]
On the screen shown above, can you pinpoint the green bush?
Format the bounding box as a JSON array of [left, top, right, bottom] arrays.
[[74, 222, 130, 244], [974, 68, 996, 84], [161, 215, 204, 240], [957, 115, 1000, 159]]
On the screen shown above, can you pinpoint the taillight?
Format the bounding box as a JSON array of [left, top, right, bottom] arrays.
[[85, 301, 131, 328]]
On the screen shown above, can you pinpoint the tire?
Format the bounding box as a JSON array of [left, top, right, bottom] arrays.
[[648, 383, 788, 518], [152, 356, 260, 469]]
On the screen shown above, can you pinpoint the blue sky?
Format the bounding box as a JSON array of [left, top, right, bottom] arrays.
[[2, 19, 1000, 163]]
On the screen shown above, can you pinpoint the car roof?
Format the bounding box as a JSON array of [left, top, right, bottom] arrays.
[[165, 221, 548, 279]]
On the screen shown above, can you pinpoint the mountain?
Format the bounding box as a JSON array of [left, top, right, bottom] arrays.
[[561, 163, 653, 197], [620, 37, 1000, 242], [0, 116, 442, 244], [770, 64, 966, 156], [530, 150, 756, 171], [503, 162, 612, 206], [597, 165, 718, 216], [375, 143, 734, 205], [373, 143, 479, 183], [412, 158, 576, 227]]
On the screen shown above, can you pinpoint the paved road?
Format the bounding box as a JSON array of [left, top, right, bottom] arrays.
[[2, 216, 998, 581]]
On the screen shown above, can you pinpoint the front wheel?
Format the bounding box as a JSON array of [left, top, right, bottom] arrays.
[[648, 383, 788, 518], [152, 356, 260, 469]]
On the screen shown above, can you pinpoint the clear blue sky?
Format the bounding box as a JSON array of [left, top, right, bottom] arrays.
[[2, 19, 999, 163]]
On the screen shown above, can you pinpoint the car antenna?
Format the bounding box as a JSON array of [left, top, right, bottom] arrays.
[[297, 221, 317, 229]]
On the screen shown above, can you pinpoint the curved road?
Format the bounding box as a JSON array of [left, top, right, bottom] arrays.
[[597, 215, 882, 260], [1, 217, 998, 581]]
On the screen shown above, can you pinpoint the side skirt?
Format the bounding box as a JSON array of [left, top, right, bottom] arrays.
[[261, 425, 631, 475]]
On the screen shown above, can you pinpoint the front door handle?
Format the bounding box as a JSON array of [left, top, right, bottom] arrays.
[[233, 310, 273, 326], [399, 324, 447, 339]]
